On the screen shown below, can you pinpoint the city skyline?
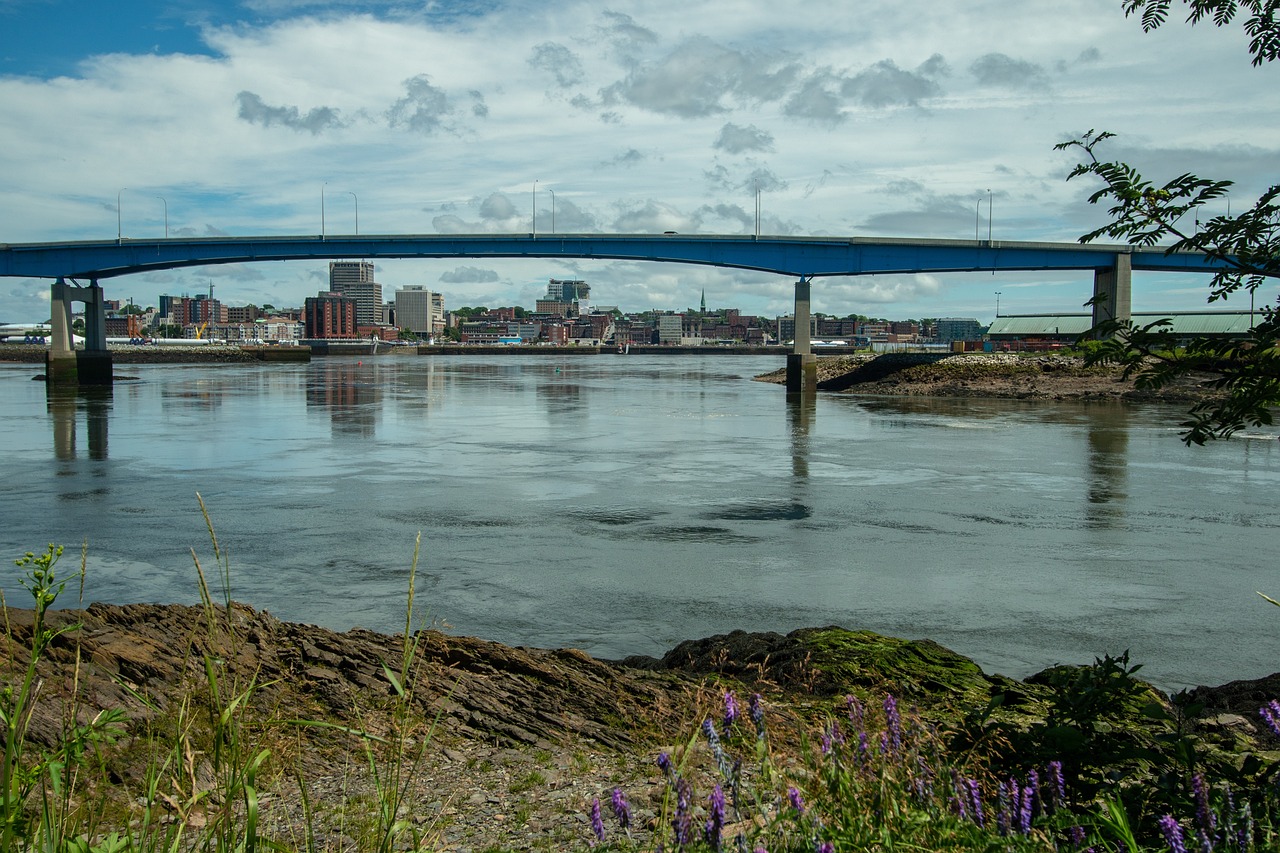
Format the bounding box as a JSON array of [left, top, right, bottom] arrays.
[[2, 0, 1276, 323]]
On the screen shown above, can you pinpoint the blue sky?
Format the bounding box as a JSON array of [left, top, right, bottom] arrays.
[[1, 0, 1276, 322]]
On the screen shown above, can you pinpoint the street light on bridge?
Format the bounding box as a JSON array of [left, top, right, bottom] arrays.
[[155, 196, 168, 238], [117, 188, 127, 240], [347, 191, 358, 236], [548, 188, 555, 234]]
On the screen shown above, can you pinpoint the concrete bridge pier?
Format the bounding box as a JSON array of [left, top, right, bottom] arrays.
[[785, 276, 817, 394], [47, 277, 112, 385], [1091, 253, 1132, 335]]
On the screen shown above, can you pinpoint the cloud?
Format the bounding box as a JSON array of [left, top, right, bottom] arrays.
[[969, 53, 1050, 91], [596, 10, 659, 63], [840, 57, 944, 108], [782, 72, 844, 125], [440, 266, 499, 283], [599, 148, 646, 168], [387, 74, 453, 133], [704, 162, 786, 194], [235, 91, 345, 134], [600, 36, 799, 118], [713, 123, 774, 154], [610, 200, 695, 233], [431, 193, 528, 233], [528, 42, 585, 88]]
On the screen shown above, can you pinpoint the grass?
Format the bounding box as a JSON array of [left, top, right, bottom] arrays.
[[4, 517, 1280, 851]]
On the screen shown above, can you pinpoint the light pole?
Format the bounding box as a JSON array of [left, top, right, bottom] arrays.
[[987, 189, 993, 241], [155, 196, 168, 238], [117, 188, 127, 240], [974, 196, 985, 241], [532, 179, 538, 235], [548, 188, 556, 233], [347, 191, 358, 235], [321, 182, 327, 239], [995, 291, 1002, 318]]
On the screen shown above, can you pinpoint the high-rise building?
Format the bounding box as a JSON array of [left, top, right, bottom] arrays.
[[394, 286, 445, 336], [304, 292, 357, 339], [328, 262, 382, 327], [545, 279, 590, 302]]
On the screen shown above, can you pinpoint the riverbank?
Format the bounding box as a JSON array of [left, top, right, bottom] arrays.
[[755, 352, 1216, 402], [6, 600, 1276, 851]]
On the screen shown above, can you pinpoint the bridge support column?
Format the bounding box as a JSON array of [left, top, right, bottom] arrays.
[[46, 278, 112, 386], [1091, 254, 1132, 336], [785, 276, 817, 394]]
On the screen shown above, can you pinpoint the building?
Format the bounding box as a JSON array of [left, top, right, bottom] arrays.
[[304, 292, 358, 339], [987, 312, 1257, 347], [656, 313, 683, 345], [776, 314, 818, 342], [546, 278, 590, 302], [934, 317, 984, 342], [394, 286, 445, 337], [328, 261, 382, 327]]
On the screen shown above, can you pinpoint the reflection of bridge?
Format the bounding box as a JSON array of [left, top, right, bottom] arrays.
[[0, 233, 1231, 388]]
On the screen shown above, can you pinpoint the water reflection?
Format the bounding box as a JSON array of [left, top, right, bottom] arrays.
[[47, 386, 111, 460], [307, 361, 382, 436], [1085, 407, 1130, 529], [786, 392, 814, 481]]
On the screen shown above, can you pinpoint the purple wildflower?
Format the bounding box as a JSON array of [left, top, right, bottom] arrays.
[[1192, 773, 1215, 834], [846, 694, 864, 729], [754, 848, 769, 853], [997, 781, 1011, 837], [749, 693, 765, 737], [1160, 815, 1187, 853], [1021, 770, 1037, 833], [724, 691, 740, 731], [1235, 801, 1253, 853], [788, 786, 806, 817], [658, 751, 673, 777], [1260, 700, 1280, 738], [816, 843, 834, 853], [857, 731, 869, 765], [1068, 825, 1087, 848], [674, 778, 694, 849], [1047, 760, 1066, 808], [966, 779, 984, 828], [590, 797, 605, 843], [883, 694, 902, 752], [704, 785, 725, 851], [611, 787, 631, 831], [704, 718, 732, 779]]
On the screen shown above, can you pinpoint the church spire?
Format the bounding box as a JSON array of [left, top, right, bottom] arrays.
[[700, 289, 706, 314]]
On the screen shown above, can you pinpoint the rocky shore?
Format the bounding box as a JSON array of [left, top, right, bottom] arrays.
[[0, 343, 263, 365], [755, 352, 1215, 402], [5, 602, 1276, 851]]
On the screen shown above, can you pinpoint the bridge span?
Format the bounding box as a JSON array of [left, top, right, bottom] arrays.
[[0, 233, 1231, 388]]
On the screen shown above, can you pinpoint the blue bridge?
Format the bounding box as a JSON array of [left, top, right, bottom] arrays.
[[0, 232, 1231, 388]]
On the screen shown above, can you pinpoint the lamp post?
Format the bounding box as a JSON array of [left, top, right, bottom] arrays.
[[987, 189, 993, 241], [532, 179, 538, 235], [155, 196, 168, 238], [548, 188, 556, 233], [348, 191, 358, 235], [117, 188, 127, 240], [995, 291, 1002, 318], [974, 196, 984, 241], [321, 182, 327, 239]]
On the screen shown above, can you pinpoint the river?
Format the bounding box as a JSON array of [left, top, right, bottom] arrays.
[[1, 354, 1277, 691]]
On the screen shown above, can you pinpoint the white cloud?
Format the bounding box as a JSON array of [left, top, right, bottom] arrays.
[[0, 0, 1276, 321]]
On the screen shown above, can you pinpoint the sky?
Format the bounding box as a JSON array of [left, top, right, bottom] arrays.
[[0, 0, 1276, 323]]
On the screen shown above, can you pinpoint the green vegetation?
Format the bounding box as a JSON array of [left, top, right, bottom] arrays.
[[1057, 0, 1279, 445]]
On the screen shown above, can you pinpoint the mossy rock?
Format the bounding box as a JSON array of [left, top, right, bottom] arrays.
[[794, 627, 998, 708]]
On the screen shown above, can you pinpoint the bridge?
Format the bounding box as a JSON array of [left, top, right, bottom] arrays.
[[0, 233, 1231, 388]]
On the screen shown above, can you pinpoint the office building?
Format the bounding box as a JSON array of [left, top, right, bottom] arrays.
[[328, 262, 382, 327]]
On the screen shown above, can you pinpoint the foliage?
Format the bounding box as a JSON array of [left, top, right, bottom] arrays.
[[1121, 0, 1280, 66], [1055, 3, 1279, 445]]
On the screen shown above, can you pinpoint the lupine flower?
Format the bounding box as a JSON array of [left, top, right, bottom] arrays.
[[883, 694, 902, 752], [749, 693, 766, 737], [1192, 773, 1215, 833], [590, 797, 605, 843], [724, 691, 740, 731], [1047, 760, 1066, 808], [658, 751, 673, 776], [1020, 770, 1037, 833], [611, 787, 631, 832], [1159, 815, 1187, 853], [816, 843, 834, 853], [704, 784, 725, 851], [857, 731, 870, 765], [788, 786, 806, 817], [997, 781, 1011, 837], [674, 778, 694, 849], [967, 779, 984, 828], [1260, 700, 1280, 738], [1069, 825, 1087, 848], [846, 694, 864, 729], [704, 718, 732, 779]]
